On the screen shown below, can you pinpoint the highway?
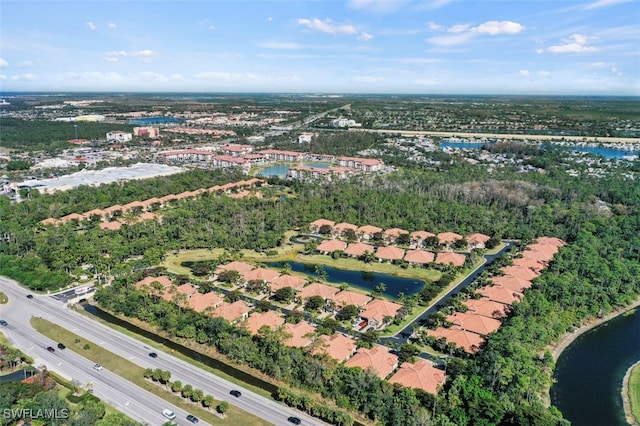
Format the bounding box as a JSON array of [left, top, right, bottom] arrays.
[[0, 277, 328, 426]]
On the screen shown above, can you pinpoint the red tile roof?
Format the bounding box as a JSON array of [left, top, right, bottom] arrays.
[[270, 275, 307, 292], [310, 219, 335, 229], [466, 233, 491, 244], [463, 298, 509, 319], [446, 312, 502, 336], [512, 257, 546, 272], [360, 299, 402, 323], [357, 225, 383, 236], [344, 345, 399, 379], [344, 242, 375, 257], [404, 249, 435, 264], [283, 321, 316, 347], [527, 243, 558, 258], [435, 252, 466, 267], [99, 221, 122, 231], [427, 326, 485, 354], [536, 236, 566, 247], [383, 228, 409, 239], [317, 239, 347, 253], [297, 282, 339, 300], [217, 261, 255, 274], [332, 290, 372, 308], [135, 275, 172, 290], [243, 311, 285, 335], [477, 286, 523, 306], [312, 334, 357, 362], [242, 267, 281, 283], [333, 222, 358, 233], [388, 360, 446, 394], [188, 292, 223, 313], [501, 265, 540, 280], [520, 250, 551, 263], [209, 301, 250, 323], [437, 232, 463, 244], [375, 246, 405, 261], [410, 230, 435, 241], [490, 276, 533, 293]]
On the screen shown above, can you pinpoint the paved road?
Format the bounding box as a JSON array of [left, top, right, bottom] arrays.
[[380, 242, 514, 347], [0, 277, 328, 426]]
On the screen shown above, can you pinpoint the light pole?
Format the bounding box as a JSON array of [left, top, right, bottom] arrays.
[[74, 124, 78, 140]]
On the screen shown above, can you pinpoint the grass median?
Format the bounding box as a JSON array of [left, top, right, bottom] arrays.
[[630, 362, 640, 424], [31, 317, 271, 426]]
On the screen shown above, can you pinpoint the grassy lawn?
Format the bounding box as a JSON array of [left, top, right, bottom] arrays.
[[630, 362, 640, 424], [30, 318, 271, 426], [0, 291, 8, 304]]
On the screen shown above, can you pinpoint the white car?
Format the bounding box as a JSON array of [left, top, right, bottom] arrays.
[[92, 363, 103, 371], [162, 409, 176, 420]]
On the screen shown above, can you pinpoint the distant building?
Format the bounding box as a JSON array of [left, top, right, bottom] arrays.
[[331, 117, 361, 128], [106, 131, 132, 143], [133, 127, 160, 139]]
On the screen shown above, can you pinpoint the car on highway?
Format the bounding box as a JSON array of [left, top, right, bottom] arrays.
[[186, 414, 199, 423], [0, 320, 7, 326], [288, 417, 302, 425], [46, 346, 55, 353], [230, 390, 242, 397], [93, 363, 103, 371], [162, 409, 176, 420], [148, 352, 158, 358], [26, 294, 34, 299], [57, 343, 66, 350]]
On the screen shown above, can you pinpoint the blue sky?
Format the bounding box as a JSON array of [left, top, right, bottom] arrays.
[[1, 0, 638, 95]]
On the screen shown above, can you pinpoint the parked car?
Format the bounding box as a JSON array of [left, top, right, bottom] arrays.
[[162, 409, 176, 420], [186, 414, 199, 423], [148, 352, 158, 358], [57, 343, 66, 350], [0, 320, 7, 326], [46, 346, 55, 353], [26, 294, 34, 299], [230, 390, 242, 397], [288, 417, 302, 425], [93, 363, 103, 371]]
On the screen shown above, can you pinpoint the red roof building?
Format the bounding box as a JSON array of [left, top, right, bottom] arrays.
[[344, 242, 375, 257], [446, 312, 502, 336], [344, 345, 399, 379], [283, 321, 316, 348], [243, 311, 285, 335], [427, 326, 486, 354], [388, 360, 446, 395], [317, 239, 347, 254], [404, 249, 435, 264], [332, 290, 372, 308], [477, 286, 523, 306], [297, 282, 339, 301], [463, 298, 510, 319], [435, 252, 466, 267], [375, 246, 405, 261], [312, 333, 357, 362]]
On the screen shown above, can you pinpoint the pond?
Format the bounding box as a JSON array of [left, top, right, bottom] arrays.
[[439, 141, 640, 159], [551, 308, 640, 425], [263, 261, 425, 300]]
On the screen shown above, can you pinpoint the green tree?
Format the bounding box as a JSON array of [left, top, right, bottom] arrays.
[[217, 400, 229, 415]]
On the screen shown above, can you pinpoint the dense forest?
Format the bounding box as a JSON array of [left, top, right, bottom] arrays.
[[0, 146, 639, 424]]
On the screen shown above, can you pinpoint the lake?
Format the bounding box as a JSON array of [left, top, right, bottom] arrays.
[[551, 308, 640, 425], [439, 141, 640, 159], [263, 261, 425, 300], [258, 162, 330, 177]]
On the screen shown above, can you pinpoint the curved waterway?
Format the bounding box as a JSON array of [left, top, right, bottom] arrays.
[[551, 308, 640, 425]]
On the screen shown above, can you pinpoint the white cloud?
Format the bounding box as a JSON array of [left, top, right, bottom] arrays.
[[104, 51, 128, 62], [427, 21, 442, 31], [448, 24, 470, 34], [584, 0, 633, 9], [169, 74, 185, 81], [297, 18, 357, 35], [193, 72, 258, 82], [86, 21, 95, 31], [422, 0, 454, 9], [548, 34, 598, 53], [519, 70, 530, 77], [131, 72, 168, 82], [0, 74, 6, 80], [11, 73, 38, 81], [130, 50, 158, 63], [347, 0, 408, 13], [358, 32, 373, 41], [536, 48, 544, 54], [352, 76, 383, 83], [0, 58, 8, 68], [415, 78, 437, 85], [63, 72, 122, 81], [426, 32, 474, 46], [108, 22, 117, 29], [588, 62, 609, 68], [258, 41, 301, 49], [18, 60, 34, 68], [471, 21, 525, 35], [538, 70, 551, 77]]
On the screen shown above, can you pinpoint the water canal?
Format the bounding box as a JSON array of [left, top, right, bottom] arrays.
[[263, 261, 425, 300], [551, 308, 640, 425], [439, 141, 640, 159]]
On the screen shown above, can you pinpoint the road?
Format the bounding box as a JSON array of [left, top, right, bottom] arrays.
[[0, 277, 328, 426]]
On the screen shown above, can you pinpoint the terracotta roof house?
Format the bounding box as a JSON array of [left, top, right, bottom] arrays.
[[404, 249, 435, 265], [333, 290, 372, 308], [527, 243, 558, 258], [345, 345, 399, 379], [310, 219, 335, 233], [501, 265, 540, 281], [490, 276, 532, 293], [243, 311, 285, 335], [297, 282, 339, 301], [159, 194, 179, 204], [217, 261, 255, 275], [188, 292, 223, 313], [82, 209, 107, 220], [435, 252, 466, 267], [344, 242, 375, 257], [104, 205, 123, 215], [99, 221, 122, 231], [40, 217, 61, 226], [357, 225, 383, 240], [122, 200, 146, 212], [209, 301, 250, 323], [360, 299, 403, 329], [446, 312, 502, 336], [138, 211, 158, 221], [437, 232, 463, 245], [242, 267, 281, 284], [477, 286, 523, 306], [410, 231, 435, 245], [427, 326, 485, 354], [312, 334, 357, 362], [333, 222, 358, 237], [536, 236, 566, 247], [389, 360, 446, 395], [466, 233, 491, 249], [375, 246, 405, 262], [134, 275, 172, 291], [161, 283, 197, 303], [317, 239, 347, 254], [463, 298, 510, 319], [283, 321, 316, 348], [270, 275, 307, 292], [61, 213, 83, 222], [141, 197, 162, 208], [383, 228, 409, 243], [512, 257, 546, 272], [520, 250, 552, 263]]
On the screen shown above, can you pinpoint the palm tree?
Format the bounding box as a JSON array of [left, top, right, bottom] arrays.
[[373, 282, 387, 298]]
